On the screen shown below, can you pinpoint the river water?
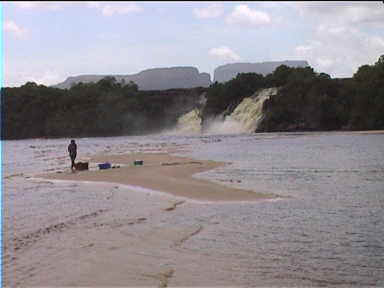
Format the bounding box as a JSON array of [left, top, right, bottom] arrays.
[[3, 131, 384, 286]]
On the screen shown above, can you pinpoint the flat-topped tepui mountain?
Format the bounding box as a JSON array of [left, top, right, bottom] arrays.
[[53, 66, 212, 90], [4, 54, 384, 139], [53, 61, 309, 90], [213, 60, 309, 83]]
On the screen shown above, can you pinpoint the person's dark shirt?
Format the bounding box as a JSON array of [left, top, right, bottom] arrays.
[[68, 143, 77, 157]]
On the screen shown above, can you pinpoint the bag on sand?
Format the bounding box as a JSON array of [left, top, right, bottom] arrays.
[[75, 162, 89, 171], [98, 162, 111, 170]]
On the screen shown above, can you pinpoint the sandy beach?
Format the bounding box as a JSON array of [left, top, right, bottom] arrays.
[[4, 132, 384, 286], [39, 152, 274, 202]]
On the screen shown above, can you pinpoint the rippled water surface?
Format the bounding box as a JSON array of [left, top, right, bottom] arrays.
[[3, 132, 384, 286]]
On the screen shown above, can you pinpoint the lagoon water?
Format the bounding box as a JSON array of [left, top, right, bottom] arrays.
[[3, 131, 384, 286]]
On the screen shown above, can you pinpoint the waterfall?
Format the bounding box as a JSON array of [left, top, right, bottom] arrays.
[[230, 87, 278, 132], [176, 108, 202, 133], [205, 87, 279, 134], [162, 108, 202, 135], [168, 87, 278, 135]]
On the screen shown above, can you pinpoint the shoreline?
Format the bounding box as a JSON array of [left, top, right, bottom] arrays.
[[30, 177, 283, 205], [38, 152, 276, 202], [3, 129, 384, 142]]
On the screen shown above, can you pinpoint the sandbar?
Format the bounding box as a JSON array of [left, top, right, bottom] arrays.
[[39, 152, 275, 202]]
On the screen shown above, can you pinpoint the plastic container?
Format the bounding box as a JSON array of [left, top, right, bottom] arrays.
[[98, 162, 111, 170]]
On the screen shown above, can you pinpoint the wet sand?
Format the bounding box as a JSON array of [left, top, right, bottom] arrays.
[[353, 130, 384, 134], [17, 152, 276, 286], [39, 152, 274, 201]]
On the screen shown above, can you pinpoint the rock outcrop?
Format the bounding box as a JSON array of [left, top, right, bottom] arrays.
[[54, 67, 211, 90], [213, 60, 309, 83]]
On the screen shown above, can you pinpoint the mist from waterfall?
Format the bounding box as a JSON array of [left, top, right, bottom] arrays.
[[168, 87, 278, 135], [177, 108, 202, 133], [204, 87, 279, 134], [162, 108, 202, 135]]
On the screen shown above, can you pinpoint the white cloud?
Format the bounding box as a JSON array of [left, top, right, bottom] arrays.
[[102, 4, 142, 16], [4, 69, 64, 87], [87, 2, 142, 16], [4, 20, 27, 39], [316, 57, 333, 69], [193, 4, 223, 19], [30, 71, 64, 86], [13, 1, 64, 10], [86, 2, 101, 9], [226, 5, 271, 27], [209, 46, 241, 61], [294, 24, 384, 77], [257, 2, 294, 9], [368, 36, 384, 48], [295, 2, 384, 26], [295, 45, 312, 54], [290, 2, 384, 77]]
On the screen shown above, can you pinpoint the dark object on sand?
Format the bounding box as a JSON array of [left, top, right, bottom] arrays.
[[134, 160, 143, 166], [75, 162, 89, 171], [98, 162, 111, 170]]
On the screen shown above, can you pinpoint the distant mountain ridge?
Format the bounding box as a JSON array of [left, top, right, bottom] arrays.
[[4, 54, 384, 140], [213, 60, 309, 83], [53, 60, 309, 90], [53, 67, 211, 90]]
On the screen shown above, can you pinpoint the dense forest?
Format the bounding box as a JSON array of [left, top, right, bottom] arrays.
[[2, 55, 383, 140], [202, 54, 384, 132], [1, 79, 206, 139]]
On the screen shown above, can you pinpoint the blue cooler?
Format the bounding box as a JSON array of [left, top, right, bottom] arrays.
[[98, 162, 111, 170]]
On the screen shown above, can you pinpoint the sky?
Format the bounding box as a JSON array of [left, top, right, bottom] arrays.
[[2, 1, 384, 87]]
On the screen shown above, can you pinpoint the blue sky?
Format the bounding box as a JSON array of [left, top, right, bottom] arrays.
[[3, 1, 384, 87]]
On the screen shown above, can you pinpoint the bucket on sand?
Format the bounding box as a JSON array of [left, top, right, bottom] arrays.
[[134, 160, 143, 166], [98, 162, 111, 170]]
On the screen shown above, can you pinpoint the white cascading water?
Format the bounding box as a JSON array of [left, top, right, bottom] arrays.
[[164, 108, 202, 135], [205, 87, 279, 134], [172, 87, 278, 134], [177, 108, 202, 133]]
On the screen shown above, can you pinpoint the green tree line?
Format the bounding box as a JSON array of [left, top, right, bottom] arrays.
[[1, 77, 205, 139], [202, 55, 384, 132], [2, 55, 383, 139]]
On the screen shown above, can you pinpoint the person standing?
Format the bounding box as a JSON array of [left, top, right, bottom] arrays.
[[68, 139, 77, 170]]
